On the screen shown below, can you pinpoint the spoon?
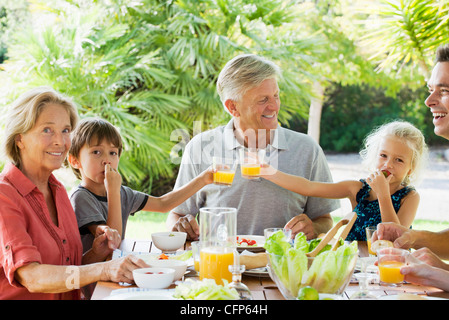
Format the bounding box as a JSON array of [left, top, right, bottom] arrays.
[[306, 211, 357, 257], [331, 211, 357, 251]]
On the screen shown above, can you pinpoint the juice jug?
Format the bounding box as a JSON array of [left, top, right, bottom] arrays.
[[199, 207, 237, 285]]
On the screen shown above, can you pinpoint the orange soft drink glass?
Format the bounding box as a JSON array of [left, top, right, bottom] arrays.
[[212, 157, 236, 186], [365, 226, 377, 256], [239, 149, 265, 180], [377, 248, 409, 286]]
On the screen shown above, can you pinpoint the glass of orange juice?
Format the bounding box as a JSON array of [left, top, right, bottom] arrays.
[[377, 248, 409, 287], [365, 226, 377, 256], [191, 241, 201, 273], [239, 149, 266, 180], [212, 157, 236, 187]]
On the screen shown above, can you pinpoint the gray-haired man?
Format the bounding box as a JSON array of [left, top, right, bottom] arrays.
[[166, 54, 339, 240]]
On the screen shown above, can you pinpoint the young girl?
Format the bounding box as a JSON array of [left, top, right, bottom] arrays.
[[261, 120, 429, 241]]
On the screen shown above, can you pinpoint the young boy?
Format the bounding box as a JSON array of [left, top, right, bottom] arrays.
[[68, 118, 214, 253]]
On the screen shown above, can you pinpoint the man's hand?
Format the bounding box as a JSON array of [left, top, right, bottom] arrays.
[[171, 214, 199, 240], [374, 222, 416, 250], [285, 214, 315, 240]]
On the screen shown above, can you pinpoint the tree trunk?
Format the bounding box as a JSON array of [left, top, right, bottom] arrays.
[[307, 81, 324, 144]]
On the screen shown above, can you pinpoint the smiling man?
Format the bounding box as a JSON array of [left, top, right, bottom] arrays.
[[166, 54, 339, 240], [426, 48, 449, 139], [372, 45, 449, 292]]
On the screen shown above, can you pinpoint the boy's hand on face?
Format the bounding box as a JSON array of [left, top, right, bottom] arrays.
[[104, 163, 122, 194]]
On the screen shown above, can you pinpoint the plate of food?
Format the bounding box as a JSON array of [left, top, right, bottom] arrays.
[[236, 235, 265, 252]]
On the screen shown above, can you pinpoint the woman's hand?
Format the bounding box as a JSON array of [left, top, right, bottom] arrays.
[[102, 254, 149, 284]]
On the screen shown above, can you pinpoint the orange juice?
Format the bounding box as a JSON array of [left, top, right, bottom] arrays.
[[241, 164, 260, 178], [378, 260, 405, 284], [194, 260, 200, 272], [199, 247, 234, 285], [213, 170, 235, 186], [367, 240, 376, 256]]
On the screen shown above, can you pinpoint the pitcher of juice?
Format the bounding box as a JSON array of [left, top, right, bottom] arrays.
[[199, 207, 237, 285]]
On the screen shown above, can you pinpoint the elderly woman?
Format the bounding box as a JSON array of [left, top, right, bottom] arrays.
[[0, 87, 147, 299]]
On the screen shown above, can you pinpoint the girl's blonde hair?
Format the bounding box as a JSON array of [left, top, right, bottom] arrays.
[[2, 87, 79, 167], [359, 120, 428, 186]]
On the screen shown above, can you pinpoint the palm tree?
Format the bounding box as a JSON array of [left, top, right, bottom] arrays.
[[358, 0, 449, 80]]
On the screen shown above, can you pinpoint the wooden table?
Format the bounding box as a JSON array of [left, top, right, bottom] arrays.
[[91, 239, 449, 300]]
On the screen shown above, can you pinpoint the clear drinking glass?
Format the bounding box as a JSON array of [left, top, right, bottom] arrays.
[[264, 228, 292, 241], [365, 226, 377, 257], [350, 258, 377, 300], [212, 157, 237, 187], [239, 149, 266, 180], [377, 247, 409, 287], [190, 241, 201, 273]]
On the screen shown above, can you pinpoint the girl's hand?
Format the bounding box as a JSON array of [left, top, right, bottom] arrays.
[[260, 163, 277, 178], [366, 169, 392, 197], [104, 164, 122, 193]]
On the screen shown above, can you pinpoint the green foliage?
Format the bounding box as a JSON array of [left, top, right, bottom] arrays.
[[357, 0, 449, 80], [1, 0, 323, 193], [0, 0, 29, 64], [319, 83, 446, 152]]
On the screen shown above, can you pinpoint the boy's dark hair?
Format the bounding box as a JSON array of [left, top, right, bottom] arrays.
[[436, 44, 449, 63], [69, 118, 123, 180]]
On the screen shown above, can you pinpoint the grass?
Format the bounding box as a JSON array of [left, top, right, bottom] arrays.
[[126, 212, 169, 239], [125, 212, 449, 239]]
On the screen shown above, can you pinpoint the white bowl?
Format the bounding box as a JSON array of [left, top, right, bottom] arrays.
[[133, 267, 175, 289], [151, 232, 187, 252], [147, 259, 188, 281]]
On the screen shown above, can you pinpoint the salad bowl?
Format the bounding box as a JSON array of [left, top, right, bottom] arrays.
[[265, 231, 358, 300]]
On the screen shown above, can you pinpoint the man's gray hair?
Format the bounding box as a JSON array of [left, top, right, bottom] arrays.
[[217, 54, 281, 114]]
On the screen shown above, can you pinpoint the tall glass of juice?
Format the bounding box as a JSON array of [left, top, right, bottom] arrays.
[[365, 226, 377, 256]]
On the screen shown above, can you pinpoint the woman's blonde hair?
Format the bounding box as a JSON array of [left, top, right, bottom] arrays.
[[359, 120, 428, 186], [217, 54, 281, 114], [3, 86, 79, 167]]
